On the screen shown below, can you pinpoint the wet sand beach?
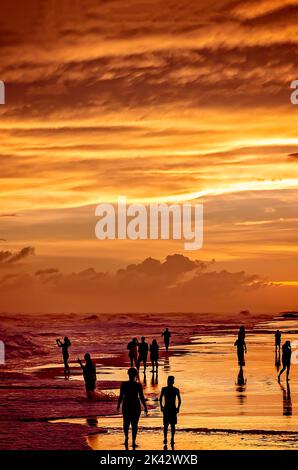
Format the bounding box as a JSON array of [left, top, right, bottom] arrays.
[[1, 313, 298, 450]]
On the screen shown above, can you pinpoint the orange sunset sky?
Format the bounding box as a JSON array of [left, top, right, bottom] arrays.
[[0, 0, 297, 313]]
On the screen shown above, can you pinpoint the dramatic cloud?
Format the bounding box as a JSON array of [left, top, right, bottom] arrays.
[[0, 253, 296, 314]]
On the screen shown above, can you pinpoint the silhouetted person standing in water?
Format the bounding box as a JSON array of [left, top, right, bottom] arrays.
[[162, 328, 171, 352], [278, 340, 291, 382], [160, 376, 181, 447], [117, 368, 148, 449], [78, 353, 96, 399], [138, 337, 149, 372], [127, 338, 138, 367], [234, 335, 247, 367], [275, 329, 281, 352], [56, 336, 71, 375], [150, 339, 159, 372]]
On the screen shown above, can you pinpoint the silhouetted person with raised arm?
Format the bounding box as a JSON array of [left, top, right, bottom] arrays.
[[162, 328, 171, 352], [150, 339, 159, 372], [137, 336, 149, 372], [160, 376, 181, 448], [127, 338, 138, 368], [278, 340, 291, 382], [78, 353, 96, 399], [275, 329, 281, 352], [117, 368, 148, 449], [280, 381, 292, 416], [234, 334, 247, 367], [56, 336, 71, 375]]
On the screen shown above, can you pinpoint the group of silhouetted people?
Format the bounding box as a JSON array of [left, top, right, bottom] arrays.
[[127, 329, 172, 374], [56, 323, 294, 449], [234, 326, 292, 383]]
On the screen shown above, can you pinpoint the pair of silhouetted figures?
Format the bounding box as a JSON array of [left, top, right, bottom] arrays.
[[127, 329, 172, 373], [117, 368, 181, 449]]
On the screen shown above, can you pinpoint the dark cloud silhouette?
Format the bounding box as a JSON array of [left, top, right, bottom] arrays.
[[0, 246, 35, 265]]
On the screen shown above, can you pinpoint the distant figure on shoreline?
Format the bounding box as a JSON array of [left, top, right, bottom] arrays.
[[117, 368, 148, 449], [56, 336, 71, 375], [127, 338, 138, 368], [78, 353, 96, 399], [150, 339, 159, 372], [234, 333, 247, 367], [137, 337, 149, 372], [278, 340, 291, 382], [162, 328, 171, 352], [275, 330, 281, 352], [160, 376, 181, 448], [275, 348, 281, 372]]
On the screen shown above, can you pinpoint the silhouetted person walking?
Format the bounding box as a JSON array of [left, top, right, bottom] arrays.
[[234, 336, 247, 366], [56, 336, 71, 375], [275, 329, 281, 352], [278, 340, 291, 382], [78, 353, 96, 399], [160, 376, 181, 447], [150, 339, 159, 372], [138, 337, 149, 372], [127, 338, 138, 367], [117, 368, 148, 449], [162, 328, 171, 351]]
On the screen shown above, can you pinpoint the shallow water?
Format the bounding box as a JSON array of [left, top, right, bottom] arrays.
[[52, 316, 298, 450]]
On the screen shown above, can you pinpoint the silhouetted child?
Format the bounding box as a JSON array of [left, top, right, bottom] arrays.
[[56, 336, 71, 375], [150, 339, 159, 372], [162, 328, 171, 352], [127, 338, 138, 367], [160, 376, 181, 447], [117, 368, 148, 449], [137, 337, 149, 372], [78, 353, 96, 399], [278, 340, 291, 382]]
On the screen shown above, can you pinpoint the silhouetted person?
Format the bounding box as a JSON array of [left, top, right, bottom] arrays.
[[280, 382, 292, 416], [162, 328, 171, 352], [234, 336, 247, 366], [150, 339, 159, 372], [137, 336, 149, 372], [56, 336, 71, 375], [127, 338, 138, 367], [117, 368, 148, 449], [275, 330, 281, 352], [160, 376, 181, 447], [278, 340, 291, 382], [78, 353, 96, 399]]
